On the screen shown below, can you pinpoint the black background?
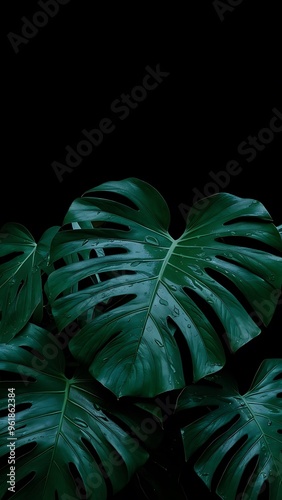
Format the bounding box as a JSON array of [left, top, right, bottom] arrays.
[[2, 1, 282, 499]]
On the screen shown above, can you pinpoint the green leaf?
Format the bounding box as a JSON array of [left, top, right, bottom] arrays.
[[0, 224, 59, 341], [0, 323, 156, 499], [176, 359, 282, 500], [35, 225, 61, 274], [46, 178, 282, 397]]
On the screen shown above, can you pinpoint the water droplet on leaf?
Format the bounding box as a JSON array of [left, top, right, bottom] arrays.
[[74, 418, 88, 428], [145, 235, 159, 246], [194, 282, 203, 290], [173, 307, 179, 316], [154, 339, 164, 347], [131, 261, 141, 267]]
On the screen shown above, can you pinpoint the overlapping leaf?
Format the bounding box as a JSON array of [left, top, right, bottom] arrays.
[[0, 224, 59, 341], [0, 323, 156, 499], [176, 359, 282, 500], [46, 178, 282, 397]]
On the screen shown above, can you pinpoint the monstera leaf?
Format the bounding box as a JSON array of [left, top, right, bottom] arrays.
[[176, 359, 282, 500], [0, 223, 59, 342], [278, 225, 282, 239], [0, 323, 158, 499], [46, 178, 282, 397]]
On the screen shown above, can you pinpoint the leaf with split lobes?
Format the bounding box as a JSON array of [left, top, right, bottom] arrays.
[[0, 224, 59, 341], [46, 178, 282, 397], [176, 358, 282, 500], [0, 323, 155, 500]]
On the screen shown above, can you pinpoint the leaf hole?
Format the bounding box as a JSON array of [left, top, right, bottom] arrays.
[[102, 247, 128, 256], [16, 424, 27, 431], [98, 270, 136, 282], [94, 221, 130, 232], [16, 402, 32, 413], [81, 438, 114, 497], [68, 462, 88, 500], [1, 471, 36, 499], [193, 414, 242, 467], [215, 235, 282, 256], [259, 479, 269, 499], [92, 330, 122, 360], [83, 190, 139, 210], [96, 293, 136, 314], [0, 405, 30, 417], [176, 405, 220, 429], [88, 249, 100, 259], [216, 254, 249, 270], [0, 440, 37, 470], [77, 275, 99, 291], [20, 345, 45, 360], [16, 441, 37, 460], [16, 280, 25, 296], [183, 286, 227, 347], [210, 433, 248, 493], [77, 252, 87, 261], [52, 256, 69, 271], [206, 266, 257, 316], [223, 216, 269, 225], [171, 319, 193, 384], [0, 251, 23, 266], [235, 454, 259, 498], [81, 437, 102, 463]]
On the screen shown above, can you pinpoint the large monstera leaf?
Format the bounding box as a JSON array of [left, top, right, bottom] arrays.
[[0, 223, 59, 342], [46, 178, 282, 397], [0, 323, 155, 499], [176, 359, 282, 500]]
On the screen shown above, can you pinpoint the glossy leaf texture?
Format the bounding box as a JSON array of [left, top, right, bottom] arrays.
[[0, 224, 59, 342], [46, 178, 282, 397], [176, 359, 282, 500], [0, 323, 159, 499]]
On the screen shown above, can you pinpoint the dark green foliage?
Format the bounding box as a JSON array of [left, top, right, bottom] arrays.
[[1, 178, 281, 499]]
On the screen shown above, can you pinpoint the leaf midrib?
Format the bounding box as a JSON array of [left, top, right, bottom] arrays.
[[118, 237, 177, 395], [241, 395, 280, 477], [41, 378, 71, 498], [0, 242, 37, 290]]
